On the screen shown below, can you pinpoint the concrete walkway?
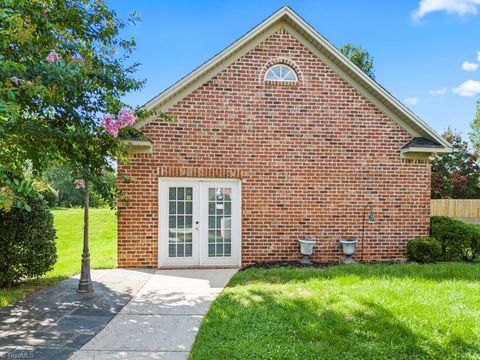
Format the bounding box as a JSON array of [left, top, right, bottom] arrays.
[[71, 269, 237, 360], [0, 269, 154, 360]]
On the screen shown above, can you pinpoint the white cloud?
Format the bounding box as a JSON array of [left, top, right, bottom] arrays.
[[453, 80, 480, 96], [412, 0, 480, 19], [404, 97, 419, 105], [429, 88, 448, 95], [462, 61, 479, 71]]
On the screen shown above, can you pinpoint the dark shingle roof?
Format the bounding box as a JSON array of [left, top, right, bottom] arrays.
[[402, 137, 443, 149]]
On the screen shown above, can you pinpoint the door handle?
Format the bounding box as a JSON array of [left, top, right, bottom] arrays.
[[194, 221, 200, 231]]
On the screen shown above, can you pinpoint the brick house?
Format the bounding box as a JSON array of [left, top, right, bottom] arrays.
[[118, 7, 451, 268]]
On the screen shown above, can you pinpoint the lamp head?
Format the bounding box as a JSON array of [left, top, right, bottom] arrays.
[[368, 207, 374, 224]]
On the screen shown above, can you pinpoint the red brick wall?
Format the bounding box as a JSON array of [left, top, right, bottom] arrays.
[[117, 29, 431, 268]]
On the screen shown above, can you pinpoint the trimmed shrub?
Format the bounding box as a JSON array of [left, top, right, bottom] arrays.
[[470, 225, 480, 260], [407, 237, 442, 263], [430, 216, 478, 261], [0, 198, 57, 287]]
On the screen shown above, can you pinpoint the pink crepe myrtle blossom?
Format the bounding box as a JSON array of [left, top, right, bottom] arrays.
[[101, 108, 137, 137], [75, 179, 85, 189], [117, 107, 136, 126], [46, 50, 60, 63], [101, 113, 120, 137], [10, 76, 20, 86]]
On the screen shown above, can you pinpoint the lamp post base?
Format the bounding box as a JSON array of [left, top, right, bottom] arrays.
[[77, 256, 94, 293], [77, 280, 94, 293]]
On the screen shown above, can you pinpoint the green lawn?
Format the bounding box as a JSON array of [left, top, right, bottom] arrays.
[[190, 263, 480, 360], [0, 208, 116, 307]]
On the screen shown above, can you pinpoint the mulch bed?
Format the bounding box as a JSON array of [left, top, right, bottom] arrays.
[[240, 259, 406, 271]]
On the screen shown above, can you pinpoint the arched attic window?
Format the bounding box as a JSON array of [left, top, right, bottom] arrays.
[[264, 64, 298, 82]]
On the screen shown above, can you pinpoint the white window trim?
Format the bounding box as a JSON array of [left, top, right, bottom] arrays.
[[264, 64, 298, 82]]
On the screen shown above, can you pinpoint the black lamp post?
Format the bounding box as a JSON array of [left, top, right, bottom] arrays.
[[77, 178, 93, 293], [360, 205, 374, 262]]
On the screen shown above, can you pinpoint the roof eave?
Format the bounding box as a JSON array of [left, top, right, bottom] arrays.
[[400, 146, 452, 159], [121, 139, 153, 154]]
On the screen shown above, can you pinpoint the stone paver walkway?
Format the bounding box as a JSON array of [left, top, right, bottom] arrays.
[[71, 269, 238, 360], [0, 269, 154, 360]]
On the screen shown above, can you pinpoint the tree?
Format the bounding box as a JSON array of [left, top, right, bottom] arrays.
[[42, 164, 116, 207], [469, 99, 480, 153], [340, 43, 375, 79], [0, 0, 158, 293], [431, 128, 480, 199], [0, 0, 148, 210]]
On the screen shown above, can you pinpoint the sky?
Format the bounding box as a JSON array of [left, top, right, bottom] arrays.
[[106, 0, 480, 140]]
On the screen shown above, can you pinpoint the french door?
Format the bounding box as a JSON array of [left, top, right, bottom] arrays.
[[158, 178, 241, 267]]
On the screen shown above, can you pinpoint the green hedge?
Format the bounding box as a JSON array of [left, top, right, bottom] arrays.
[[407, 237, 442, 263], [0, 198, 57, 287], [430, 216, 480, 261]]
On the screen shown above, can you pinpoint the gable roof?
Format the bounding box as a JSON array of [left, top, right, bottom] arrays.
[[135, 6, 451, 152]]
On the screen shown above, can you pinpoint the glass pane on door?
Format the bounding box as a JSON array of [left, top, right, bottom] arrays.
[[208, 187, 232, 257], [168, 186, 193, 257]]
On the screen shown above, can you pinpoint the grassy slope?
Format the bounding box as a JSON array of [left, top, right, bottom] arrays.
[[190, 263, 480, 360], [0, 208, 116, 307]]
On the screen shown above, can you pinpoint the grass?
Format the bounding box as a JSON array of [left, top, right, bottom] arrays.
[[190, 263, 480, 360], [0, 208, 117, 307]]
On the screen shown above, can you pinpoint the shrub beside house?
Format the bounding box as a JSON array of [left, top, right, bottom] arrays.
[[407, 216, 480, 263], [0, 198, 57, 287]]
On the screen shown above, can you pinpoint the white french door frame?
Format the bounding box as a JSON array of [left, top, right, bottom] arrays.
[[158, 179, 199, 267], [158, 177, 242, 267]]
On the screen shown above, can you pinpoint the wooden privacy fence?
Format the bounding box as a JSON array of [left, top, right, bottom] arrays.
[[431, 199, 480, 221]]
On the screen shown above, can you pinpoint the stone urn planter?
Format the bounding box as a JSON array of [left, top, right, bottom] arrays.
[[339, 239, 357, 264], [298, 239, 316, 265]]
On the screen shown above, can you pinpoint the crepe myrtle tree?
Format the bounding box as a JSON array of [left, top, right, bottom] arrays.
[[0, 0, 153, 210], [0, 0, 162, 292]]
